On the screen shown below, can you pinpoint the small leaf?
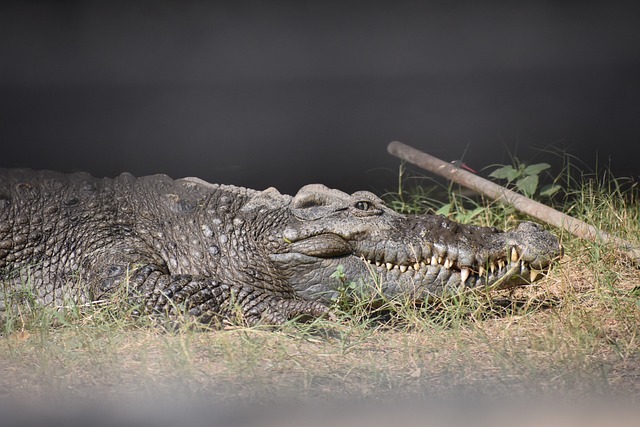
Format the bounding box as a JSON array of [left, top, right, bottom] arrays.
[[516, 175, 539, 196], [539, 184, 562, 197], [330, 265, 345, 279], [506, 168, 521, 182], [523, 163, 550, 176], [435, 204, 451, 216], [488, 165, 516, 180], [463, 206, 486, 222]]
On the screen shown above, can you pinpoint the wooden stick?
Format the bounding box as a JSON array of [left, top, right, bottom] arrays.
[[388, 140, 640, 264]]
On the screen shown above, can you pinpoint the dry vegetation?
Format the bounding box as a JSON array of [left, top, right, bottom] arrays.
[[1, 168, 639, 413]]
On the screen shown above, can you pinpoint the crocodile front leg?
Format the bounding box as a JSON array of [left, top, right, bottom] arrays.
[[125, 265, 330, 326]]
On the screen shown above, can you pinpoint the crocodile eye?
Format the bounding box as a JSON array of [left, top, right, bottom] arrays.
[[354, 201, 371, 211]]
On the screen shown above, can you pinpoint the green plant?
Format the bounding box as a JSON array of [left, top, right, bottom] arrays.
[[488, 161, 562, 198]]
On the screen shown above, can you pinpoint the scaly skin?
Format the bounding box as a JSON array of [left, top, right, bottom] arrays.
[[0, 169, 562, 325]]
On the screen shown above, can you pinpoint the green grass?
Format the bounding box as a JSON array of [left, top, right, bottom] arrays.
[[1, 163, 639, 405]]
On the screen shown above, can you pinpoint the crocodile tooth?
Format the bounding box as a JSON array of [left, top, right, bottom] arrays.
[[478, 266, 485, 276], [498, 260, 505, 270], [460, 268, 470, 284], [510, 247, 519, 262], [530, 269, 541, 282], [386, 262, 393, 270], [375, 261, 381, 267], [438, 256, 443, 265], [443, 258, 453, 269], [400, 265, 408, 273], [414, 262, 421, 271], [430, 255, 438, 266], [490, 263, 496, 274]]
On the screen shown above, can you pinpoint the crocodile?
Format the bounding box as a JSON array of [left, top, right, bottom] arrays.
[[0, 169, 562, 325]]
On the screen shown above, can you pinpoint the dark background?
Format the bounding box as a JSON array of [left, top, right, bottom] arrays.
[[1, 1, 639, 195]]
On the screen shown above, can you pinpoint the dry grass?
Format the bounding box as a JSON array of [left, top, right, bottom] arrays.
[[1, 171, 639, 414]]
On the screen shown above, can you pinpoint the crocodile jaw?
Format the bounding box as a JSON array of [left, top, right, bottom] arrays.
[[271, 227, 561, 302]]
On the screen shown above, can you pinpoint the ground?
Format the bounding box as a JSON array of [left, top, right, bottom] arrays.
[[1, 173, 639, 425]]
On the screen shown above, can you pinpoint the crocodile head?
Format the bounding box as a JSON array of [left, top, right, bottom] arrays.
[[269, 184, 562, 303]]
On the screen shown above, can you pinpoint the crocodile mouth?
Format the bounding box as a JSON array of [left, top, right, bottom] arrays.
[[287, 234, 552, 286], [361, 246, 550, 287]]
